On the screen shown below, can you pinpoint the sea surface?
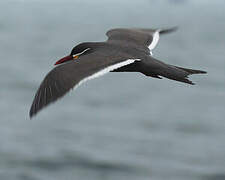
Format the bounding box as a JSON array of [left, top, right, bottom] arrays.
[[0, 0, 225, 180]]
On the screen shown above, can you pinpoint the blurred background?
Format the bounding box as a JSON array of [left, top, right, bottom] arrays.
[[0, 0, 225, 180]]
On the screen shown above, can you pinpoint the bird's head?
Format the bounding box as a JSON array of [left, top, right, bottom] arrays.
[[54, 43, 91, 65]]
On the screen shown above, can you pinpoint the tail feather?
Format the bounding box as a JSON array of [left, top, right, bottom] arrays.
[[173, 66, 207, 74], [143, 59, 207, 85], [170, 66, 206, 85], [113, 57, 207, 85]]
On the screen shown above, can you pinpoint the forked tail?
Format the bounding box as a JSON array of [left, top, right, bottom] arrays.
[[113, 57, 207, 85], [141, 57, 207, 85], [160, 64, 207, 85]]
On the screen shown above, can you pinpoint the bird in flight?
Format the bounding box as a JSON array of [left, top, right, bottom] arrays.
[[29, 27, 206, 118]]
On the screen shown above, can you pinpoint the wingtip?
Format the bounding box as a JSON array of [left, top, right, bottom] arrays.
[[200, 70, 207, 74], [29, 104, 37, 119], [159, 26, 178, 34], [29, 109, 34, 119]]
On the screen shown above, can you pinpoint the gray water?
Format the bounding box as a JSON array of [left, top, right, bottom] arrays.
[[1, 0, 225, 180]]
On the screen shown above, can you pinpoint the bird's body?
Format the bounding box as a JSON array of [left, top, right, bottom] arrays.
[[30, 27, 206, 118]]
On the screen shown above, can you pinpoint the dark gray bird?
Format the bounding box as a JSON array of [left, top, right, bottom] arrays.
[[29, 27, 206, 118]]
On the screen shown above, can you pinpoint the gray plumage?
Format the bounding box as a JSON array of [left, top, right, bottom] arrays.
[[30, 27, 206, 118]]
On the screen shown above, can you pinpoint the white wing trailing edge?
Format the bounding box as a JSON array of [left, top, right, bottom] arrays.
[[148, 30, 160, 54], [75, 59, 140, 89]]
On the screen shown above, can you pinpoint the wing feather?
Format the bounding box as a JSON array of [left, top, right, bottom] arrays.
[[106, 27, 177, 51], [29, 51, 138, 118]]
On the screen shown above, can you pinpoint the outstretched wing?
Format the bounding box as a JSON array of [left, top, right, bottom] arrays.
[[106, 27, 177, 51], [30, 50, 138, 118]]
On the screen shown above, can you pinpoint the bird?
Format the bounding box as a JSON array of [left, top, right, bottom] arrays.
[[29, 27, 206, 118]]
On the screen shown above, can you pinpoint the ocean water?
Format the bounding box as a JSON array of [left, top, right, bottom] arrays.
[[0, 0, 225, 180]]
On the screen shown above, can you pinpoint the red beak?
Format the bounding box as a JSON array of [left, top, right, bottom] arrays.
[[54, 55, 73, 65]]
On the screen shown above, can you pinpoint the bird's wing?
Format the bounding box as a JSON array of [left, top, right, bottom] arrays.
[[30, 50, 139, 118], [106, 27, 177, 51]]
